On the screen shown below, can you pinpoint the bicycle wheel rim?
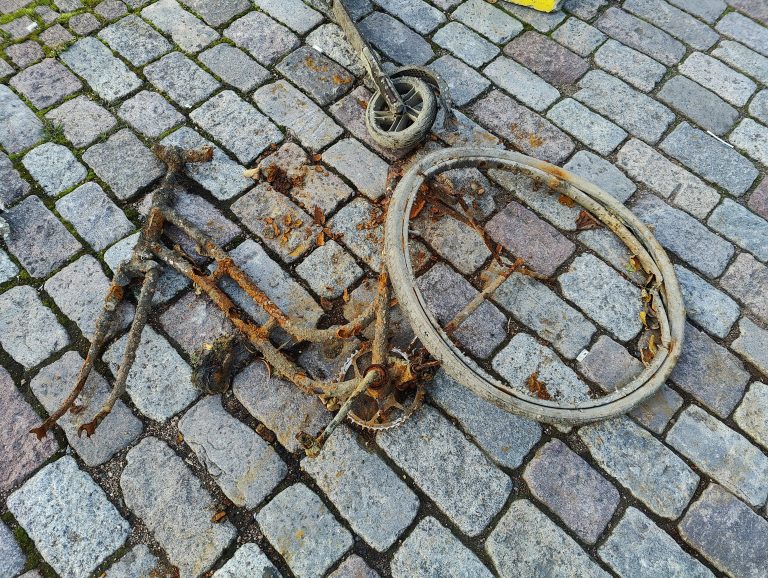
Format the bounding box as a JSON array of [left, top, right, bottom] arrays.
[[384, 147, 685, 424]]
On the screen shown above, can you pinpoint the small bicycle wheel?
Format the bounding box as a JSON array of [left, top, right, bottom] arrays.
[[366, 76, 437, 152], [384, 147, 685, 425]]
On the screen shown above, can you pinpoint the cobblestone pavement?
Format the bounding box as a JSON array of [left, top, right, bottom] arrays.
[[1, 0, 768, 576]]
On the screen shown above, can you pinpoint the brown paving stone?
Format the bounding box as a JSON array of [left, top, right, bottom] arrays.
[[504, 31, 589, 86]]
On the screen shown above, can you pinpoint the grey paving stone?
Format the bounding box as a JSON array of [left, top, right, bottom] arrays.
[[0, 56, 10, 79], [547, 98, 626, 155], [225, 11, 299, 66], [731, 117, 768, 167], [296, 240, 363, 300], [658, 75, 738, 137], [22, 142, 86, 196], [68, 12, 101, 35], [452, 0, 522, 43], [328, 86, 397, 160], [117, 90, 183, 138], [83, 129, 164, 200], [733, 317, 768, 378], [328, 555, 378, 578], [524, 439, 619, 544], [708, 198, 768, 261], [623, 0, 718, 50], [433, 21, 499, 67], [429, 368, 541, 469], [104, 232, 188, 305], [322, 138, 387, 200], [433, 108, 503, 150], [231, 183, 319, 263], [199, 44, 270, 92], [485, 200, 574, 276], [632, 194, 734, 278], [234, 360, 330, 452], [662, 122, 758, 196], [327, 197, 383, 271], [4, 196, 81, 278], [616, 139, 720, 220], [680, 484, 768, 578], [751, 89, 768, 124], [486, 499, 610, 578], [160, 127, 251, 200], [0, 521, 25, 578], [428, 55, 489, 106], [749, 177, 768, 220], [564, 150, 635, 202], [392, 517, 493, 578], [212, 543, 282, 578], [729, 0, 768, 25], [98, 14, 172, 66], [413, 213, 489, 274], [417, 262, 507, 359], [105, 545, 165, 578], [579, 416, 699, 518], [471, 90, 574, 163], [722, 253, 768, 324], [179, 395, 287, 508], [358, 11, 433, 66], [31, 351, 142, 466], [552, 17, 606, 57], [61, 37, 141, 102], [45, 95, 117, 148], [9, 58, 81, 110], [501, 1, 566, 32], [104, 326, 197, 421], [717, 11, 768, 57], [179, 0, 248, 26], [0, 85, 43, 154], [0, 248, 19, 283], [574, 70, 675, 144], [303, 425, 418, 551], [379, 404, 512, 536], [256, 484, 352, 578], [600, 507, 714, 578], [6, 40, 44, 68], [159, 291, 232, 356], [373, 0, 445, 34], [504, 30, 588, 86], [668, 405, 768, 506], [630, 384, 683, 435], [277, 46, 353, 107], [8, 457, 130, 578], [596, 7, 685, 66], [667, 0, 725, 23], [192, 90, 281, 163], [493, 333, 590, 402], [560, 253, 643, 342], [671, 323, 749, 417], [144, 52, 220, 109], [674, 264, 739, 338], [254, 0, 323, 34], [496, 272, 595, 358], [39, 24, 75, 48], [679, 52, 756, 107], [0, 365, 58, 493], [254, 80, 342, 151], [95, 0, 128, 20], [713, 40, 768, 85], [484, 56, 560, 112], [56, 183, 131, 252], [121, 437, 236, 578], [0, 152, 30, 209], [734, 381, 768, 450], [142, 0, 218, 53], [578, 335, 642, 392], [306, 23, 365, 77], [0, 15, 35, 40], [594, 39, 666, 92], [44, 254, 133, 340]]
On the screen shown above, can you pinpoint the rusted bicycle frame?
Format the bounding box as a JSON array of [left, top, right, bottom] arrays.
[[30, 145, 433, 456]]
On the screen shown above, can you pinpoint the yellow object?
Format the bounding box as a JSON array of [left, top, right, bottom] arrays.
[[504, 0, 563, 13]]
